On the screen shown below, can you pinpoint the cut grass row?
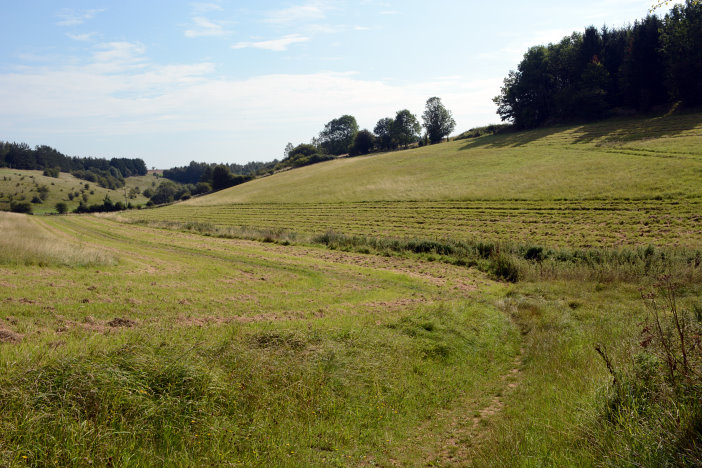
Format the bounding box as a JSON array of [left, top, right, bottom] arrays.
[[121, 198, 702, 249]]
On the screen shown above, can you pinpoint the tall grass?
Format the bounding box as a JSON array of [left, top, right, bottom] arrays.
[[0, 212, 114, 266], [0, 303, 518, 466], [119, 216, 702, 284]]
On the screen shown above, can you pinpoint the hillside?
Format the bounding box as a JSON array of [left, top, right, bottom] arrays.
[[124, 113, 702, 250], [0, 169, 160, 214], [184, 112, 702, 204]]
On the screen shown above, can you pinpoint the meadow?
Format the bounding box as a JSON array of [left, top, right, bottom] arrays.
[[0, 169, 160, 214], [1, 112, 702, 466]]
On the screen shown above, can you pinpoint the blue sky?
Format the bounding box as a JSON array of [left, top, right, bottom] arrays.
[[1, 1, 657, 168]]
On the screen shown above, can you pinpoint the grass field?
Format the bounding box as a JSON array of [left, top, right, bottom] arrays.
[[3, 213, 698, 466], [183, 112, 702, 204], [0, 169, 160, 214], [2, 113, 701, 466], [121, 198, 702, 250], [121, 112, 702, 254]]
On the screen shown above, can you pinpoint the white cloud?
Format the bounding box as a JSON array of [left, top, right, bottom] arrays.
[[232, 34, 310, 51], [66, 32, 97, 42], [56, 8, 104, 27], [0, 49, 501, 166], [265, 1, 329, 24], [185, 16, 231, 37], [191, 2, 223, 13]]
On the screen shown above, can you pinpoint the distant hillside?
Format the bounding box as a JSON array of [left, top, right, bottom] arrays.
[[0, 169, 160, 214], [182, 112, 702, 205]]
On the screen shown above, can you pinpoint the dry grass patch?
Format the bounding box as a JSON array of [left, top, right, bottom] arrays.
[[0, 212, 115, 267]]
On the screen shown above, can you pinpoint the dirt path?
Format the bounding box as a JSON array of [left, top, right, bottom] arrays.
[[388, 347, 524, 467]]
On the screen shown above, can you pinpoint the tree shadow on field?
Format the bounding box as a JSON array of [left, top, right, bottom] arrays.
[[459, 111, 702, 151], [569, 111, 702, 145], [459, 125, 566, 150]]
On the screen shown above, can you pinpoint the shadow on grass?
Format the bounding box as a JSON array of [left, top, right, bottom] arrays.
[[569, 111, 702, 145], [459, 111, 702, 151], [459, 126, 565, 150]]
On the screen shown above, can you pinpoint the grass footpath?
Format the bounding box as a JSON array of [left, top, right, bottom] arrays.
[[0, 213, 520, 466], [2, 213, 698, 465]]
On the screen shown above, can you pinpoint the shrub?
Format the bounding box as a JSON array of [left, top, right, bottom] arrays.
[[10, 201, 32, 214], [595, 278, 702, 465], [55, 202, 68, 214], [490, 253, 520, 282]]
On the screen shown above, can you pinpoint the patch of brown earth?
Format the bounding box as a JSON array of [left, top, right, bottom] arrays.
[[0, 328, 22, 343], [107, 317, 136, 328]]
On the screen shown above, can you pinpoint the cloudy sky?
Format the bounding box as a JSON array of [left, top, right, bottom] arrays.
[[1, 1, 658, 168]]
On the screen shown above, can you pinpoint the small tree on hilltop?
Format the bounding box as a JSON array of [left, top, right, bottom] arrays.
[[373, 117, 396, 151], [319, 115, 358, 155], [391, 109, 421, 148], [349, 130, 376, 156], [422, 97, 456, 144]]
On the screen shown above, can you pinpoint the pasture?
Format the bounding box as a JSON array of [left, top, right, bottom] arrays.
[[1, 113, 701, 466], [3, 213, 697, 466]]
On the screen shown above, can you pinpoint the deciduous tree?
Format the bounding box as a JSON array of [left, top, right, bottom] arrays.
[[422, 97, 456, 144]]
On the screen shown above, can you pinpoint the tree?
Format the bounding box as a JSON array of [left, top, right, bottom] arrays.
[[55, 202, 68, 214], [391, 110, 421, 148], [149, 181, 178, 204], [373, 117, 396, 150], [318, 115, 358, 155], [283, 142, 294, 159], [212, 165, 233, 191], [349, 130, 376, 156], [422, 97, 456, 144], [662, 0, 702, 105]]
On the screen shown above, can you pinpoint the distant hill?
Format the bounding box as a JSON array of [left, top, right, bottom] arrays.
[[0, 169, 160, 214], [182, 112, 702, 205]]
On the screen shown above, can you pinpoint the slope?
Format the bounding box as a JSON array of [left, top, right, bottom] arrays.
[[185, 112, 702, 205], [0, 169, 160, 214]]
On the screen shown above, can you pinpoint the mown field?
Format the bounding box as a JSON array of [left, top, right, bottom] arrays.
[[121, 112, 702, 253], [121, 198, 702, 250], [2, 213, 698, 466], [183, 112, 702, 204], [2, 113, 701, 466], [0, 169, 160, 214]]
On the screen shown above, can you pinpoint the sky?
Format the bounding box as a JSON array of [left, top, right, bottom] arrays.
[[0, 0, 659, 168]]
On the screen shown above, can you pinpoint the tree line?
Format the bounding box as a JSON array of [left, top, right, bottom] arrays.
[[279, 96, 456, 170], [0, 141, 147, 189], [159, 97, 456, 198], [493, 0, 702, 129]]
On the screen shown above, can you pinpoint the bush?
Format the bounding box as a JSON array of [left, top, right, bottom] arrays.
[[490, 253, 520, 282], [55, 202, 68, 214], [43, 166, 61, 178], [10, 201, 32, 214], [595, 278, 702, 465]]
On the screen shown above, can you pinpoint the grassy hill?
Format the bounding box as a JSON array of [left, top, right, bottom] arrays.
[[2, 112, 702, 466], [0, 169, 161, 214], [125, 112, 702, 250], [186, 112, 702, 204]]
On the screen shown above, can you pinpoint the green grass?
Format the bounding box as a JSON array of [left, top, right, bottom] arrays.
[[0, 215, 519, 466], [185, 112, 702, 204], [121, 198, 702, 250], [2, 113, 702, 465], [0, 169, 160, 214]]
